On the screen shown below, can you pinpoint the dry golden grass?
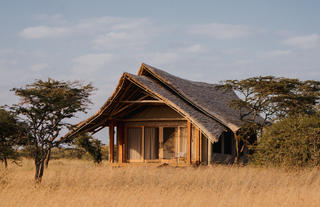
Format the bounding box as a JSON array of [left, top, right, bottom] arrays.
[[1, 159, 320, 207]]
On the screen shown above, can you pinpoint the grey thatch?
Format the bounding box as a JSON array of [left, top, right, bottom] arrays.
[[139, 64, 246, 131], [62, 63, 253, 143]]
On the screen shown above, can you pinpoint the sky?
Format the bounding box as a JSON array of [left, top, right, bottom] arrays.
[[1, 0, 320, 143]]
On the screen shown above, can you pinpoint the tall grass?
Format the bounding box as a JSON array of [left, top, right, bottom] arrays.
[[1, 159, 320, 207]]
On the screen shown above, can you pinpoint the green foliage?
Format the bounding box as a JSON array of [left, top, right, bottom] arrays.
[[11, 78, 94, 180], [250, 114, 320, 167], [222, 76, 320, 123], [0, 108, 25, 167], [74, 134, 102, 163], [220, 76, 320, 163]]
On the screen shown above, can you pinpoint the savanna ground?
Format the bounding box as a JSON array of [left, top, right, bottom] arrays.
[[1, 159, 320, 207]]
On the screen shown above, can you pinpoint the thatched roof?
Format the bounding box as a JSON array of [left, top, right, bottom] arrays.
[[139, 64, 245, 131], [62, 63, 254, 143]]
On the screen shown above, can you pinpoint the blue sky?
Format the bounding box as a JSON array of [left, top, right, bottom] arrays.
[[1, 1, 320, 143]]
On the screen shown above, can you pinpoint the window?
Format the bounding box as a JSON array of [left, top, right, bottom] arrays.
[[179, 127, 187, 159], [144, 127, 159, 160], [163, 127, 177, 159], [127, 127, 142, 160]]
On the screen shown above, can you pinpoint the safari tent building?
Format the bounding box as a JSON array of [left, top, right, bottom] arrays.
[[65, 63, 250, 165]]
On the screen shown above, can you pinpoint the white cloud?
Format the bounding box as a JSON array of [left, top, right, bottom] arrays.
[[284, 34, 320, 49], [20, 26, 70, 39], [184, 44, 205, 53], [188, 23, 253, 39], [93, 31, 149, 50], [72, 53, 115, 75], [19, 16, 155, 42]]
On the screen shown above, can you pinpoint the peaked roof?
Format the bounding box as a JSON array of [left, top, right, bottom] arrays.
[[62, 63, 252, 143], [139, 63, 244, 131]]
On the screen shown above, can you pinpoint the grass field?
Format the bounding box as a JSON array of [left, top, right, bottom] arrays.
[[1, 159, 320, 207]]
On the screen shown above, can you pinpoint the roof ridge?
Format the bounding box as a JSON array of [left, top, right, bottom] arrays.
[[138, 63, 240, 132]]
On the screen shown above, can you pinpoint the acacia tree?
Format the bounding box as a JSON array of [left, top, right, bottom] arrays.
[[12, 79, 94, 182], [0, 108, 25, 168], [220, 76, 320, 162]]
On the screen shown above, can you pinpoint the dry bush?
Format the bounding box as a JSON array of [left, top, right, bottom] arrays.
[[1, 159, 320, 207]]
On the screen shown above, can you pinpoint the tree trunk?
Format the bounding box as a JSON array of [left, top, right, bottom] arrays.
[[39, 160, 45, 178], [45, 149, 51, 168], [34, 158, 45, 183], [35, 161, 41, 182], [4, 157, 8, 168]]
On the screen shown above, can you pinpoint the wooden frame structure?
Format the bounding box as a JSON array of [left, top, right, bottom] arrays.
[[62, 63, 260, 165]]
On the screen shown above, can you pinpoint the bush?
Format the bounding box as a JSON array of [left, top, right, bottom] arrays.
[[250, 114, 320, 167], [74, 134, 103, 163]]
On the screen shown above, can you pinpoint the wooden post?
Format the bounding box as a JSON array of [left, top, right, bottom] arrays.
[[159, 127, 163, 160], [109, 121, 115, 163], [124, 126, 127, 162], [234, 132, 240, 164], [195, 127, 200, 165], [208, 140, 212, 165], [117, 122, 124, 163], [141, 126, 145, 162], [187, 121, 192, 164]]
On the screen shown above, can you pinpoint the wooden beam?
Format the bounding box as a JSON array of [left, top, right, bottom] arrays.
[[187, 121, 192, 164], [109, 121, 115, 163], [109, 82, 135, 115], [119, 100, 164, 104], [91, 124, 106, 135], [196, 128, 200, 165], [117, 122, 124, 163], [110, 95, 150, 117], [122, 118, 186, 122]]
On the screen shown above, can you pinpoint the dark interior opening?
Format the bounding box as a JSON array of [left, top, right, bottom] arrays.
[[212, 138, 222, 153], [224, 131, 233, 155]]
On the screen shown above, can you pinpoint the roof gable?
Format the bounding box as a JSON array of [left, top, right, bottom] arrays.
[[138, 63, 244, 131]]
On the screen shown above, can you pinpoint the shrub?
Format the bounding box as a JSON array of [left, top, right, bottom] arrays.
[[250, 114, 320, 167], [74, 134, 103, 164]]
